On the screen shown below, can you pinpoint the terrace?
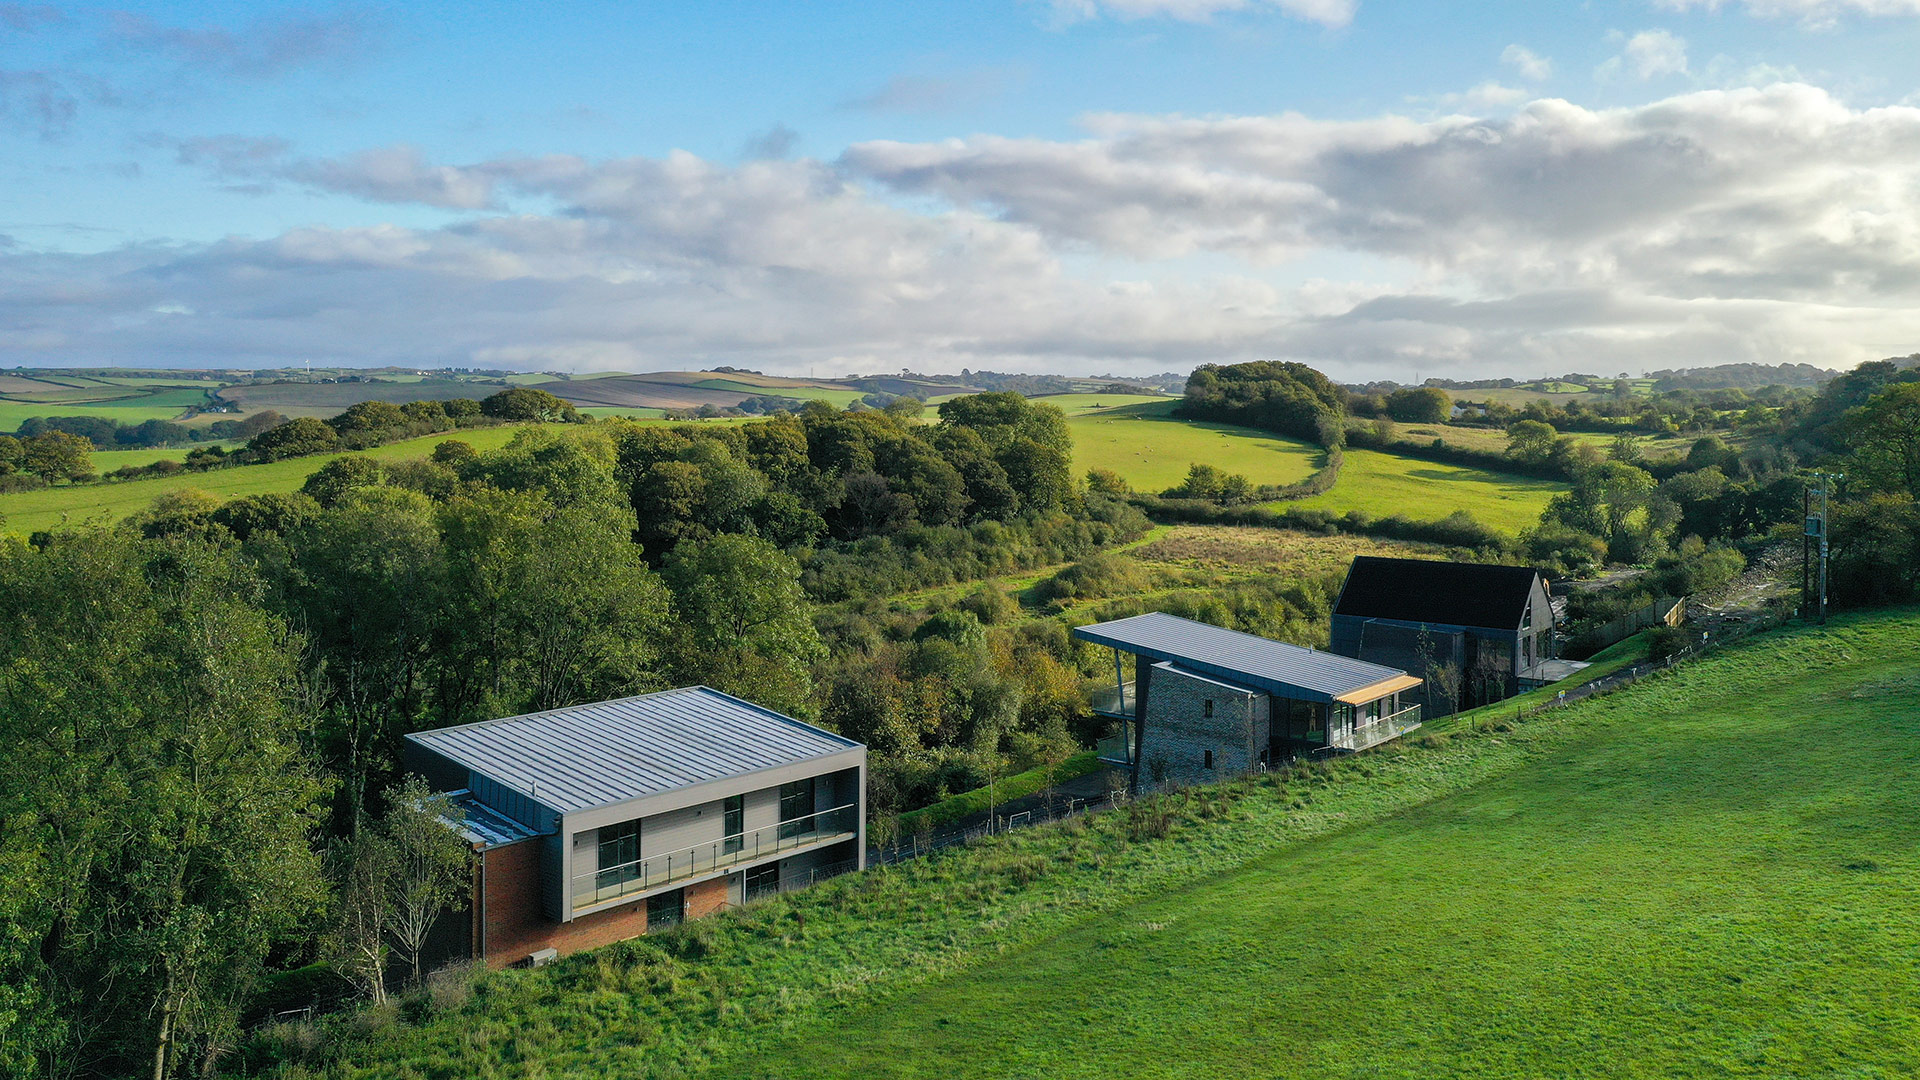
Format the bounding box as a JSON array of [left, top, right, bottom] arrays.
[[570, 801, 859, 911], [1326, 704, 1423, 753]]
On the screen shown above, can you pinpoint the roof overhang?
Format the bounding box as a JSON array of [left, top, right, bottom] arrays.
[[1333, 673, 1423, 705]]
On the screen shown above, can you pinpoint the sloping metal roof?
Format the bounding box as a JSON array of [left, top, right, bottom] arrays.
[[1073, 612, 1413, 703], [405, 687, 861, 815], [444, 790, 544, 849], [1333, 556, 1544, 631]]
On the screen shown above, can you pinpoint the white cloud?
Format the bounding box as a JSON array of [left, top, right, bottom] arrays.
[[1044, 0, 1357, 28], [10, 84, 1920, 377], [1599, 30, 1690, 81], [1430, 82, 1529, 110], [1501, 44, 1552, 81], [1657, 0, 1920, 28]]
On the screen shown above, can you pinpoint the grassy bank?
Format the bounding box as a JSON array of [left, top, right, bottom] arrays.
[[894, 751, 1106, 833], [250, 610, 1920, 1079], [1065, 399, 1320, 494], [1288, 447, 1566, 533]]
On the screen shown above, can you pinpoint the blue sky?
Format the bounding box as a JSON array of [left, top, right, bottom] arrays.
[[5, 0, 1920, 377]]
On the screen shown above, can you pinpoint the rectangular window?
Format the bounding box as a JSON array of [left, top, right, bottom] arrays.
[[646, 887, 685, 930], [596, 821, 640, 891], [723, 795, 744, 854], [745, 862, 780, 902], [778, 778, 816, 840], [1203, 749, 1214, 770], [1203, 698, 1214, 718]]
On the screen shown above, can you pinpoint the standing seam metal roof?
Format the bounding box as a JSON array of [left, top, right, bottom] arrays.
[[1073, 612, 1410, 701], [404, 687, 861, 815]]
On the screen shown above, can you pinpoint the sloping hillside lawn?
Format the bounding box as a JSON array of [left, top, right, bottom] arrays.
[[1067, 399, 1321, 494], [265, 611, 1920, 1079], [1290, 447, 1566, 533]]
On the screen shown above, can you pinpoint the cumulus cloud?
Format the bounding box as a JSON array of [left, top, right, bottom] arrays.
[[1429, 82, 1529, 110], [1501, 44, 1552, 81], [1599, 30, 1690, 81], [1044, 0, 1358, 28], [10, 83, 1920, 376]]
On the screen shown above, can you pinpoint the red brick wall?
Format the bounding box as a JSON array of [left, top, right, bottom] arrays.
[[685, 875, 731, 920], [475, 844, 740, 968]]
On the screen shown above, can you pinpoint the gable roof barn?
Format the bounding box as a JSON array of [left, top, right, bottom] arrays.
[[1073, 612, 1418, 704], [1333, 556, 1545, 631], [404, 686, 860, 815]]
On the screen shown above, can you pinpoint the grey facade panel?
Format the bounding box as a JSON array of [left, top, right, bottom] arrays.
[[1074, 612, 1408, 702], [404, 686, 861, 815]]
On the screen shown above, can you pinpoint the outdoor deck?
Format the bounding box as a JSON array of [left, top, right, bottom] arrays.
[[1327, 705, 1423, 753]]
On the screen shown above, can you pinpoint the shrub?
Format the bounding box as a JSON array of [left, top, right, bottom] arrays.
[[249, 417, 339, 461], [480, 387, 580, 423]]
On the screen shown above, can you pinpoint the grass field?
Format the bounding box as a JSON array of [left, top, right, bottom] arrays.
[[1067, 399, 1321, 494], [0, 402, 195, 430], [1290, 448, 1565, 533], [0, 426, 530, 535], [284, 611, 1920, 1079]]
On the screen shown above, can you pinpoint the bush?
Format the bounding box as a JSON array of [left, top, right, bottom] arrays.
[[480, 387, 580, 423], [249, 417, 339, 461]]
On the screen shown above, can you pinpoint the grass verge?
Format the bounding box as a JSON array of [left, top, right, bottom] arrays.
[[895, 751, 1105, 833], [248, 609, 1920, 1080]]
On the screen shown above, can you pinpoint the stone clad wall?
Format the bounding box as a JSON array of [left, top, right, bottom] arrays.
[[1139, 664, 1268, 787]]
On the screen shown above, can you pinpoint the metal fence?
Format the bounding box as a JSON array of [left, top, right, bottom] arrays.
[[871, 790, 1123, 867]]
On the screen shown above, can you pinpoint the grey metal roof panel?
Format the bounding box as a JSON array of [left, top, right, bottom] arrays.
[[444, 790, 544, 849], [405, 687, 861, 815], [1073, 612, 1410, 701]]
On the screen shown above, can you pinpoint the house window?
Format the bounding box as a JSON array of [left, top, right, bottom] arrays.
[[1203, 698, 1214, 718], [723, 795, 744, 854], [1203, 749, 1214, 770], [778, 778, 816, 840], [597, 821, 640, 890], [745, 862, 780, 902], [647, 887, 685, 930], [1522, 600, 1533, 631]]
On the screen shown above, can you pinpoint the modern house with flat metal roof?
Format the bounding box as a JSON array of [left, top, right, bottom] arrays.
[[406, 686, 865, 968], [1073, 612, 1422, 789]]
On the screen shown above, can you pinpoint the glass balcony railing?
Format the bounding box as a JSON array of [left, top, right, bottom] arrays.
[[1089, 680, 1136, 719], [1327, 705, 1422, 752], [571, 802, 858, 911]]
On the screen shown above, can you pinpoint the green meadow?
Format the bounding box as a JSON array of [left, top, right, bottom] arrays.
[[1290, 447, 1566, 533], [0, 426, 530, 535], [1065, 398, 1322, 495], [272, 611, 1920, 1080]]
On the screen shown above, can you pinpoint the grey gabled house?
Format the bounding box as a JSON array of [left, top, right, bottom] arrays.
[[1329, 556, 1557, 715]]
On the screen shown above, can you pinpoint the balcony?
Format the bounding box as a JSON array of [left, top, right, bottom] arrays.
[[1096, 724, 1135, 767], [1090, 680, 1136, 720], [571, 803, 858, 912], [1327, 705, 1423, 753]]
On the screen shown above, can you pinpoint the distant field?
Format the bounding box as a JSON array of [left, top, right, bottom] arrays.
[[1067, 400, 1321, 494], [1290, 448, 1565, 532], [213, 380, 511, 416], [0, 402, 196, 430], [0, 426, 529, 535]]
